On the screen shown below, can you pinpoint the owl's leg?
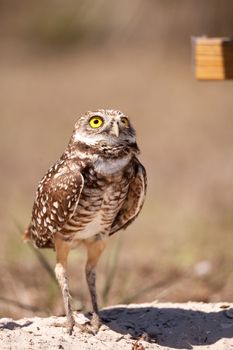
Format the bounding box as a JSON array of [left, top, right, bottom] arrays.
[[84, 237, 106, 333], [54, 237, 74, 334]]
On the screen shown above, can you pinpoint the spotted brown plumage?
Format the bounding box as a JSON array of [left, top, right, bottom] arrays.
[[24, 109, 147, 334], [27, 159, 84, 248]]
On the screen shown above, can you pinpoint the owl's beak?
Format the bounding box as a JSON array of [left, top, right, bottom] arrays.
[[110, 122, 119, 137]]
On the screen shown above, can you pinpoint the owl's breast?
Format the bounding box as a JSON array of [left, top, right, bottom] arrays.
[[62, 169, 132, 243]]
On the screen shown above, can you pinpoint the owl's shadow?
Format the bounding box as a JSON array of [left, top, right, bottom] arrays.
[[100, 305, 233, 349]]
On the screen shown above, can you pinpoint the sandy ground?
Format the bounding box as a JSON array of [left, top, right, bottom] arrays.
[[0, 302, 233, 350]]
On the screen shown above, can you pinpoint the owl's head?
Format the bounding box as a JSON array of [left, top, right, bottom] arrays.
[[71, 109, 138, 153]]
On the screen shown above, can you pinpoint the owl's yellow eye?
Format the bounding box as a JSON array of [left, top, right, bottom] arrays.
[[89, 116, 103, 128], [121, 117, 129, 126]]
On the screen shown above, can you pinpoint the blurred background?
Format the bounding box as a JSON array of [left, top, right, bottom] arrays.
[[1, 0, 233, 319]]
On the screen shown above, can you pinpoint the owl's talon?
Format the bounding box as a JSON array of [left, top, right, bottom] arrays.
[[76, 323, 99, 335], [66, 318, 75, 335], [76, 322, 95, 335], [73, 313, 101, 335], [90, 312, 101, 333], [51, 317, 75, 335]]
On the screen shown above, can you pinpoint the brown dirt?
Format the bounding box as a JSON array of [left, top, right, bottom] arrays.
[[1, 302, 233, 349]]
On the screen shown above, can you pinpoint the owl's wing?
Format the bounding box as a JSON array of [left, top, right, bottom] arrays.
[[28, 161, 84, 248], [109, 159, 147, 236]]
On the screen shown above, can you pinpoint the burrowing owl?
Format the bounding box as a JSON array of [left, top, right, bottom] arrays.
[[24, 109, 147, 334]]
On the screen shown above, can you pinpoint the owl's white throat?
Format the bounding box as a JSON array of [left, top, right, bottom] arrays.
[[94, 154, 132, 176]]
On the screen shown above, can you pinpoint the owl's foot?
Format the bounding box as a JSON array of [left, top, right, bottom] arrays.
[[66, 316, 75, 335], [51, 315, 75, 335], [90, 312, 102, 334], [52, 313, 101, 335], [75, 312, 101, 335]]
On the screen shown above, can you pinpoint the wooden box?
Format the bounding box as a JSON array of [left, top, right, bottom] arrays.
[[192, 37, 233, 80]]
